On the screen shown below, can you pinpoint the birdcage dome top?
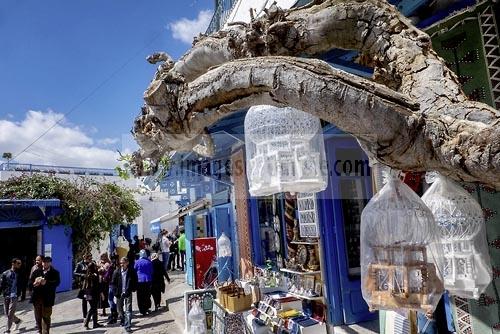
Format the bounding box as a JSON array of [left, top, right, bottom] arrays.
[[244, 105, 321, 143], [422, 174, 483, 240], [362, 176, 437, 247]]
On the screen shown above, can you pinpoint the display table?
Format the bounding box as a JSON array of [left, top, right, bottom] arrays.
[[212, 299, 252, 334]]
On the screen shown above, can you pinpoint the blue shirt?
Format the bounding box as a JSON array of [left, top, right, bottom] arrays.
[[134, 258, 153, 283]]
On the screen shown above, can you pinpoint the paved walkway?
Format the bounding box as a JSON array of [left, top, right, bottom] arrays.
[[0, 271, 189, 334]]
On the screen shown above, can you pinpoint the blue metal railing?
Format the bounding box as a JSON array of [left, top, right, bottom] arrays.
[[206, 0, 239, 34], [0, 162, 117, 176]]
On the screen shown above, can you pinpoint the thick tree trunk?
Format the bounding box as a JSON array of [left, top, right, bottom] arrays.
[[133, 0, 500, 189]]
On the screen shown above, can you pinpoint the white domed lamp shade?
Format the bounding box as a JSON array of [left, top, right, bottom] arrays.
[[422, 173, 492, 299], [217, 232, 232, 258], [360, 173, 444, 313], [244, 105, 328, 196]]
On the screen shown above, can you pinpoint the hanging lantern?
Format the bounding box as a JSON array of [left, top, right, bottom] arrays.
[[244, 105, 327, 196], [217, 232, 232, 258], [360, 173, 444, 313], [422, 173, 492, 299]]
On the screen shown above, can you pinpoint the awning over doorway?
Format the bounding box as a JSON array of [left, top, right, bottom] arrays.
[[149, 198, 210, 225], [0, 199, 62, 222]]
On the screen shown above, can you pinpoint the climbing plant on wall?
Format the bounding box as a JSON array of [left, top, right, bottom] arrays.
[[0, 174, 141, 260]]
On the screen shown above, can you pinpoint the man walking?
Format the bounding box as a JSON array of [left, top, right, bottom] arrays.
[[134, 250, 153, 316], [30, 257, 60, 334], [112, 257, 137, 333], [74, 254, 92, 319], [29, 255, 43, 302], [0, 258, 23, 333]]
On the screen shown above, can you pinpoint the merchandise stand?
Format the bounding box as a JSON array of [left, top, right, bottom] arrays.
[[212, 299, 252, 334]]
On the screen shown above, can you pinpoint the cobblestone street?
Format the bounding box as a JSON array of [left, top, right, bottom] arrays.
[[0, 271, 188, 334]]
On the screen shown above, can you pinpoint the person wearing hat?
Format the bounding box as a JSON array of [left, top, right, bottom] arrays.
[[134, 250, 153, 315], [30, 257, 60, 334]]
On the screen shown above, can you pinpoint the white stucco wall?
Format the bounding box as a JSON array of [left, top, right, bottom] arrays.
[[133, 191, 179, 240]]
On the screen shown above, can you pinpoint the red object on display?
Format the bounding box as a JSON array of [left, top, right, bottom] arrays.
[[402, 171, 424, 194], [193, 237, 217, 289]]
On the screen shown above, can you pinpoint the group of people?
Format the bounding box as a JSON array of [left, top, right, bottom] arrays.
[[0, 229, 184, 334], [157, 229, 186, 272], [123, 229, 186, 273], [74, 244, 172, 332], [1, 256, 60, 334]]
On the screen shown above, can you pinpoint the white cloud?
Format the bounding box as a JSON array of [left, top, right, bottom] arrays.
[[170, 9, 213, 44], [98, 137, 120, 146], [0, 110, 121, 168]]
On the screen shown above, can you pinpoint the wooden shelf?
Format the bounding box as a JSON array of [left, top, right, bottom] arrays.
[[288, 292, 324, 301], [280, 268, 321, 275], [290, 241, 319, 245]]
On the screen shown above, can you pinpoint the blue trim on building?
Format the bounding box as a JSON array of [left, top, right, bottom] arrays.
[[0, 199, 61, 207]]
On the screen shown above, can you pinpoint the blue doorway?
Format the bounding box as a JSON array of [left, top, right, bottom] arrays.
[[317, 135, 377, 325]]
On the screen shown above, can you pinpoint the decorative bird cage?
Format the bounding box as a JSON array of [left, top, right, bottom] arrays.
[[244, 105, 327, 196], [217, 232, 232, 258], [360, 174, 444, 313], [422, 173, 492, 299], [187, 299, 207, 334]]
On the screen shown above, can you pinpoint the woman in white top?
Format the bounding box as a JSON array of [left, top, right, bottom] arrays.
[[160, 230, 172, 273]]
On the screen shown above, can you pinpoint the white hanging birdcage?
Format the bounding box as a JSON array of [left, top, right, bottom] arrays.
[[244, 105, 327, 196], [217, 232, 232, 258], [188, 300, 207, 334], [422, 173, 492, 299], [360, 173, 444, 313]]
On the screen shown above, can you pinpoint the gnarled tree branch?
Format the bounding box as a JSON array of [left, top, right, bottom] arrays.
[[132, 0, 500, 189]]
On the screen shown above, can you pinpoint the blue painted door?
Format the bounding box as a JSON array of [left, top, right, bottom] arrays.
[[317, 193, 344, 325], [185, 214, 196, 286], [320, 136, 376, 324], [213, 206, 232, 282], [42, 224, 72, 292]]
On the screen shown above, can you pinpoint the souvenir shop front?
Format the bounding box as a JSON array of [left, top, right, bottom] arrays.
[[181, 0, 500, 332], [185, 106, 377, 334], [235, 124, 376, 332], [159, 130, 244, 290], [184, 102, 496, 334]]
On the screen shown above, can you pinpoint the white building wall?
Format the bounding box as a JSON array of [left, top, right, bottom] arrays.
[[0, 169, 136, 189], [133, 191, 179, 241]]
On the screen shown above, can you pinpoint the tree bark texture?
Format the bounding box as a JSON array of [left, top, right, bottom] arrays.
[[132, 0, 500, 189]]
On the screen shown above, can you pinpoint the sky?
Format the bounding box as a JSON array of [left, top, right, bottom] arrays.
[[0, 0, 214, 168]]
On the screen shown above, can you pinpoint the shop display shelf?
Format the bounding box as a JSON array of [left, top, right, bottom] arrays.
[[288, 292, 324, 301], [280, 268, 321, 275], [290, 241, 319, 245]]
